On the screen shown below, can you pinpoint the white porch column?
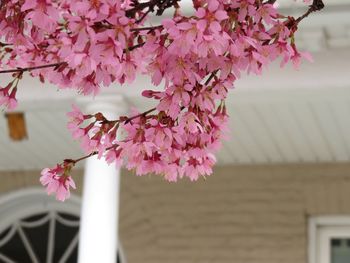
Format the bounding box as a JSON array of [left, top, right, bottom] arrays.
[[78, 97, 125, 263]]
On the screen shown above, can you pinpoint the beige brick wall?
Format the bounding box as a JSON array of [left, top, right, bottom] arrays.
[[1, 163, 350, 263]]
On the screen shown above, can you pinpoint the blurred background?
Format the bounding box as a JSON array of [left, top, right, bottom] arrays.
[[0, 1, 350, 263]]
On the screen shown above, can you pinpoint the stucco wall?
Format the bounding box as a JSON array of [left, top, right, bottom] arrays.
[[1, 163, 350, 263]]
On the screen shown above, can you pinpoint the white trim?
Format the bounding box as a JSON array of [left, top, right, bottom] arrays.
[[17, 224, 40, 263], [0, 188, 81, 229], [0, 187, 127, 263], [320, 226, 350, 263], [309, 216, 350, 263], [46, 214, 56, 263], [309, 217, 317, 263], [0, 253, 16, 263], [59, 233, 79, 263]]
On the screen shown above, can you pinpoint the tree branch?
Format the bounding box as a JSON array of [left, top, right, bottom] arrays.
[[0, 41, 148, 74], [122, 107, 156, 124], [64, 107, 157, 165], [130, 25, 163, 32], [0, 42, 11, 47], [66, 144, 118, 164], [205, 70, 219, 86], [295, 0, 325, 24], [0, 62, 65, 74], [128, 42, 146, 51], [126, 0, 180, 17]]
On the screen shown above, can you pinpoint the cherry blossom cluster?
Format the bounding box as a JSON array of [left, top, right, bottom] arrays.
[[40, 162, 76, 201], [67, 102, 227, 182], [0, 0, 149, 95], [0, 72, 21, 109], [0, 0, 324, 200]]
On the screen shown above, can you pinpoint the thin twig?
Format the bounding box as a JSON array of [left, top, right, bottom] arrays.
[[0, 41, 147, 74], [126, 0, 180, 17], [0, 62, 65, 74], [123, 107, 156, 124], [205, 70, 219, 86], [65, 107, 157, 164], [66, 145, 118, 164], [0, 42, 11, 47], [130, 25, 163, 32], [135, 10, 152, 24], [128, 42, 146, 51], [295, 0, 325, 24]]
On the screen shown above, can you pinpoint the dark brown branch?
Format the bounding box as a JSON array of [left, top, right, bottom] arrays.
[[0, 41, 147, 74], [128, 42, 146, 51], [123, 107, 156, 124], [0, 62, 65, 74], [135, 10, 152, 23], [130, 25, 163, 32], [126, 0, 157, 16], [205, 70, 219, 86], [66, 144, 118, 164], [126, 0, 180, 17], [64, 107, 157, 164], [295, 0, 325, 24], [0, 42, 11, 47]]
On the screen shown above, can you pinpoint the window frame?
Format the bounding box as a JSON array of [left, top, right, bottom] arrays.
[[0, 187, 126, 263], [309, 216, 350, 263]]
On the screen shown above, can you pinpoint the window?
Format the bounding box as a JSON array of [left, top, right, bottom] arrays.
[[0, 212, 81, 262], [0, 188, 125, 263], [309, 216, 350, 263]]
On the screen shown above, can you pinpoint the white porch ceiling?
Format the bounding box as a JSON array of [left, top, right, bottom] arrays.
[[0, 4, 349, 171], [1, 85, 350, 171]]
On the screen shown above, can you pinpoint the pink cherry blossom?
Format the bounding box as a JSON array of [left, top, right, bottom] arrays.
[[67, 104, 93, 139], [0, 85, 17, 110], [40, 164, 76, 202], [0, 0, 321, 199]]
